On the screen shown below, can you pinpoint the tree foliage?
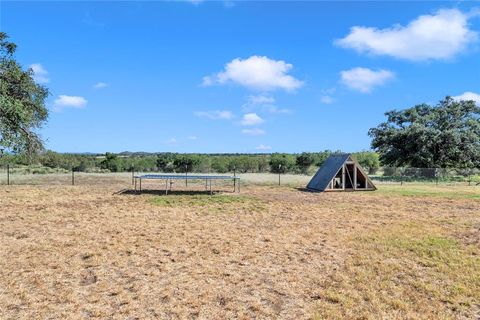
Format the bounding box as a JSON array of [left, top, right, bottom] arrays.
[[3, 150, 383, 173], [173, 154, 201, 172], [296, 152, 315, 174], [0, 32, 49, 158], [353, 151, 380, 174], [269, 153, 296, 173], [369, 97, 480, 168], [100, 152, 122, 172]]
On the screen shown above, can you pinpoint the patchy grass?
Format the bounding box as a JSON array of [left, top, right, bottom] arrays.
[[314, 224, 480, 319], [375, 184, 480, 200], [149, 194, 266, 214], [150, 194, 257, 206]]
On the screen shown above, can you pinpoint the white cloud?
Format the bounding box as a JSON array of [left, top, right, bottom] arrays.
[[241, 113, 264, 126], [202, 55, 303, 91], [322, 88, 336, 95], [53, 95, 87, 110], [264, 106, 292, 114], [166, 138, 177, 144], [93, 82, 108, 89], [340, 67, 394, 93], [247, 95, 275, 105], [320, 95, 334, 104], [194, 110, 234, 120], [453, 91, 480, 104], [241, 128, 266, 136], [30, 63, 49, 84], [255, 144, 271, 150], [336, 9, 478, 61], [242, 95, 292, 114], [187, 135, 198, 140]]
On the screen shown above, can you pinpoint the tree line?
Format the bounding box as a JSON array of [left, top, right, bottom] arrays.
[[0, 150, 380, 174]]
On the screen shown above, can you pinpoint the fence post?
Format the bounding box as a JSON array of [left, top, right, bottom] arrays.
[[233, 166, 236, 191], [7, 164, 10, 186], [131, 166, 134, 185], [278, 164, 282, 186], [400, 167, 403, 186], [72, 168, 75, 186], [185, 165, 188, 187]]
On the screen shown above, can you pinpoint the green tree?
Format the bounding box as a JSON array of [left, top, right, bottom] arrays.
[[296, 152, 315, 174], [0, 32, 49, 158], [100, 152, 122, 172], [173, 154, 200, 172], [257, 156, 269, 172], [211, 156, 229, 173], [269, 153, 296, 173], [312, 151, 332, 167], [353, 151, 380, 174], [369, 97, 480, 168], [154, 153, 176, 172]]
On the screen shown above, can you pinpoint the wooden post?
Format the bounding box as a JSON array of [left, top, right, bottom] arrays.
[[278, 164, 282, 186], [72, 168, 75, 186], [7, 164, 10, 186], [131, 166, 134, 185], [353, 164, 357, 190], [342, 165, 345, 190], [185, 165, 188, 187]]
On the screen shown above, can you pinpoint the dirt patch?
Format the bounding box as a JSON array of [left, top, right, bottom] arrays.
[[0, 183, 478, 319]]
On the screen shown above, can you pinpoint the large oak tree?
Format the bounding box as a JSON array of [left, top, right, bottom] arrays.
[[369, 97, 480, 168], [0, 32, 49, 158]]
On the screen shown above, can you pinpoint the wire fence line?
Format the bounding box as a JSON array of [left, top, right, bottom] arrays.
[[370, 167, 480, 186], [0, 164, 479, 186]]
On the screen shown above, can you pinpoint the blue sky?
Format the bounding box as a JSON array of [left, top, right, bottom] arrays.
[[2, 1, 480, 153]]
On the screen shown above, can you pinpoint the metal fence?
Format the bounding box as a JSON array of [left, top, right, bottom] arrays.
[[0, 164, 479, 186], [369, 167, 480, 186], [0, 165, 133, 186]]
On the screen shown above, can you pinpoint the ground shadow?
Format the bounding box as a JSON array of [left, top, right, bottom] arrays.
[[295, 187, 316, 193], [115, 189, 233, 196]]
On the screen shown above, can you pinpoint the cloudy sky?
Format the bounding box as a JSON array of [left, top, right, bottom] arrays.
[[3, 1, 479, 153]]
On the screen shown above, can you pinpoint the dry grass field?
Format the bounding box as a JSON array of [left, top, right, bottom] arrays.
[[0, 176, 479, 319]]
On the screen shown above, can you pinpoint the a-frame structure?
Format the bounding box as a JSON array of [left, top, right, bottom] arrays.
[[307, 154, 376, 192]]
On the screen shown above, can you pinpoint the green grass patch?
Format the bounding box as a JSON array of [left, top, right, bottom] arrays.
[[149, 194, 266, 214], [374, 185, 480, 200], [314, 224, 480, 319]]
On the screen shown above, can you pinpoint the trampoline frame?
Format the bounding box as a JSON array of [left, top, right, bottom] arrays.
[[134, 174, 240, 194]]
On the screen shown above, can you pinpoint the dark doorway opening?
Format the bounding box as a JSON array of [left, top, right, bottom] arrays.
[[356, 168, 366, 188], [345, 164, 354, 189]]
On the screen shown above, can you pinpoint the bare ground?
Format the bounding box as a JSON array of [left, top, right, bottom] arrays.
[[0, 182, 479, 319]]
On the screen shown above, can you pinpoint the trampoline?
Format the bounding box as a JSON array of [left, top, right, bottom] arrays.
[[134, 174, 240, 194]]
